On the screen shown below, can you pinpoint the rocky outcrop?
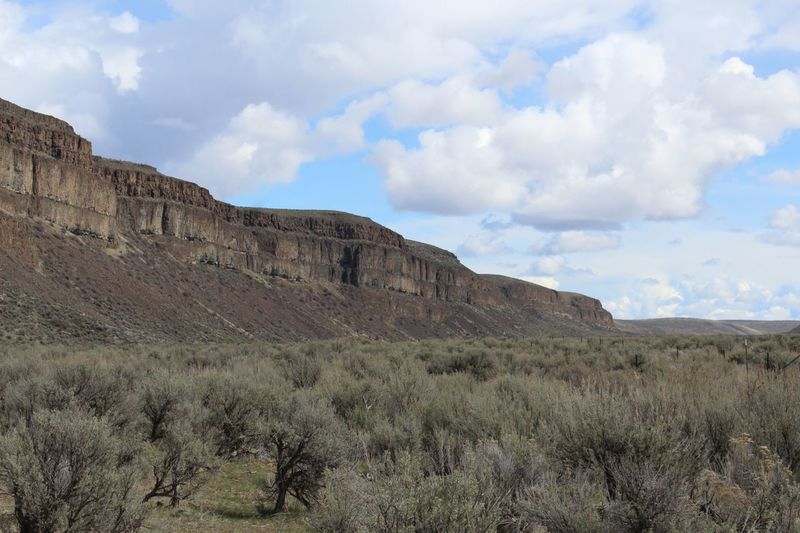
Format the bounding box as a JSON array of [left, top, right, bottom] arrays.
[[0, 97, 613, 342]]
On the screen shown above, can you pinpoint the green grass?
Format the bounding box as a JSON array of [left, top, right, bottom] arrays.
[[143, 458, 310, 533]]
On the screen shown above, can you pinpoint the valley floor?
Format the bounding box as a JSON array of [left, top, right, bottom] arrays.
[[0, 335, 799, 532]]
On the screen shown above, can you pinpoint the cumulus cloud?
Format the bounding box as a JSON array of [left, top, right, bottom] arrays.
[[765, 168, 800, 184], [528, 255, 595, 277], [168, 102, 312, 196], [478, 48, 542, 93], [386, 76, 504, 129], [34, 103, 105, 141], [771, 204, 800, 229], [4, 0, 800, 218], [530, 231, 621, 255], [607, 275, 800, 320], [375, 42, 800, 229], [529, 255, 566, 275], [520, 276, 560, 290], [456, 233, 509, 258], [0, 4, 143, 97], [109, 12, 139, 35], [606, 278, 683, 318], [100, 47, 143, 93], [479, 213, 513, 232], [170, 95, 390, 197], [762, 204, 800, 247]]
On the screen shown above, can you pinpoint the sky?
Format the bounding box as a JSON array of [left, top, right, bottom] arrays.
[[1, 0, 799, 320]]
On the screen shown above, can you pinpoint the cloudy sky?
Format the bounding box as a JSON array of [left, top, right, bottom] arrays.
[[2, 0, 799, 320]]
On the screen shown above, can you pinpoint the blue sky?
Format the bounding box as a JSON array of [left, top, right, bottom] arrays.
[[1, 0, 799, 319]]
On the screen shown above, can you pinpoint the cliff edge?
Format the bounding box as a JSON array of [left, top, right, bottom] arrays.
[[0, 97, 613, 343]]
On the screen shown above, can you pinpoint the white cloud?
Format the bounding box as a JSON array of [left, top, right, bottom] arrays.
[[762, 18, 800, 51], [520, 276, 560, 290], [110, 12, 139, 34], [606, 277, 683, 318], [374, 35, 800, 229], [478, 48, 542, 92], [765, 168, 800, 185], [530, 255, 566, 275], [530, 231, 621, 255], [528, 254, 595, 277], [4, 0, 798, 226], [457, 233, 509, 257], [315, 93, 389, 154], [373, 129, 526, 215], [608, 273, 800, 320], [0, 1, 145, 134], [761, 204, 800, 247], [170, 97, 388, 197], [763, 232, 800, 247], [169, 102, 312, 196], [771, 204, 800, 229], [34, 103, 105, 141], [386, 76, 504, 129], [99, 47, 143, 93]]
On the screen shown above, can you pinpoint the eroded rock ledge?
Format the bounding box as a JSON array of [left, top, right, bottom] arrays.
[[0, 97, 613, 333]]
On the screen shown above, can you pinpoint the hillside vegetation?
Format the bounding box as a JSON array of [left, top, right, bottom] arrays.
[[0, 335, 800, 532]]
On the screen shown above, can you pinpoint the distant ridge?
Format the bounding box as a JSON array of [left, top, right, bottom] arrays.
[[617, 318, 800, 336]]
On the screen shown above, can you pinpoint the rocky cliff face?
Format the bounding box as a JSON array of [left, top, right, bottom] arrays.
[[0, 98, 613, 343]]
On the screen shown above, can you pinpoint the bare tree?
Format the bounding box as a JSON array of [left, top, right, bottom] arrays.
[[259, 392, 343, 514], [142, 417, 217, 507]]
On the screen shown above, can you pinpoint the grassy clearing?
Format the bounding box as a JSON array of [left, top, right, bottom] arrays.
[[143, 458, 309, 532]]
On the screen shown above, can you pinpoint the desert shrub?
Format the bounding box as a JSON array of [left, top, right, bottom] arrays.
[[545, 387, 706, 530], [309, 468, 371, 533], [314, 393, 536, 528], [279, 350, 322, 389], [52, 363, 135, 429], [516, 472, 608, 533], [316, 367, 378, 428], [0, 376, 74, 429], [425, 348, 499, 381], [492, 375, 559, 437], [697, 434, 800, 531], [466, 434, 543, 527], [139, 371, 191, 442], [602, 452, 705, 532], [1, 335, 799, 530], [696, 394, 740, 468], [378, 359, 433, 416], [258, 391, 345, 514], [200, 373, 269, 457], [365, 450, 502, 532], [142, 413, 218, 507], [419, 374, 502, 450], [0, 357, 41, 399], [740, 378, 800, 474], [0, 408, 144, 533], [364, 411, 423, 459]]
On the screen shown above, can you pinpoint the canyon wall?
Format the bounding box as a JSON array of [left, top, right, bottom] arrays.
[[0, 97, 613, 340]]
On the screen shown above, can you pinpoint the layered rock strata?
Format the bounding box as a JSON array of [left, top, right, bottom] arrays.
[[0, 98, 612, 342]]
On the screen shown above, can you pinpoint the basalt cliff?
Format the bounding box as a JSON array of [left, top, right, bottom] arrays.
[[0, 98, 613, 343]]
